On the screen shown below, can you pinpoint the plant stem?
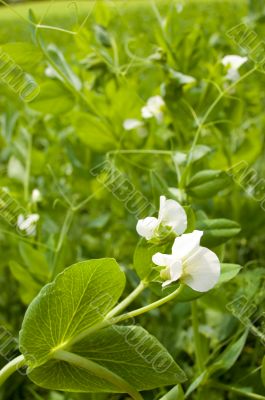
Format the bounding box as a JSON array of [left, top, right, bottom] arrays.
[[0, 355, 26, 387], [209, 381, 265, 400], [51, 209, 74, 279], [180, 66, 257, 188], [24, 131, 32, 203], [54, 350, 143, 400], [67, 284, 184, 347], [191, 301, 204, 373], [110, 284, 185, 324], [106, 281, 147, 319]]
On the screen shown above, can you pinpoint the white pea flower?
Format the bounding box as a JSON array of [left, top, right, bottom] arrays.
[[31, 189, 42, 203], [221, 55, 248, 82], [136, 196, 187, 241], [141, 95, 165, 122], [152, 230, 221, 292], [45, 65, 59, 79], [17, 213, 40, 236], [123, 119, 143, 131]]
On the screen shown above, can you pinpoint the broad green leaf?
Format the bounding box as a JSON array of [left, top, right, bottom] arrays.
[[28, 325, 186, 392], [186, 170, 232, 198], [28, 81, 75, 114], [74, 112, 116, 151], [19, 259, 125, 367], [197, 218, 241, 247]]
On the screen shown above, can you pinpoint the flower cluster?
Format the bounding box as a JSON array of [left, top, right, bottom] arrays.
[[136, 196, 220, 292]]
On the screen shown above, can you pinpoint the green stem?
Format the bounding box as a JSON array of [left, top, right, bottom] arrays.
[[191, 301, 204, 373], [180, 66, 257, 188], [24, 131, 32, 203], [209, 381, 265, 400], [106, 281, 147, 319], [54, 350, 143, 400], [111, 284, 185, 325], [67, 284, 184, 347], [51, 209, 74, 279], [0, 355, 26, 386]]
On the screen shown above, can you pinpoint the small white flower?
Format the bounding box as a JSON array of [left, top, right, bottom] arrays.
[[141, 95, 165, 122], [152, 230, 221, 292], [136, 196, 187, 241], [45, 65, 59, 79], [123, 119, 144, 131], [17, 213, 40, 236], [221, 55, 248, 82], [31, 189, 42, 203]]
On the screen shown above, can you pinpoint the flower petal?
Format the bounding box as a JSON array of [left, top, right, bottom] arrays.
[[136, 217, 159, 240], [141, 106, 153, 119], [183, 247, 220, 292], [152, 252, 175, 267], [172, 230, 203, 259], [170, 259, 183, 281], [123, 119, 143, 131], [158, 196, 187, 235], [222, 55, 248, 69]]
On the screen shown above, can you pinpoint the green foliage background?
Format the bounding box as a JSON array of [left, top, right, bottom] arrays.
[[0, 0, 265, 399]]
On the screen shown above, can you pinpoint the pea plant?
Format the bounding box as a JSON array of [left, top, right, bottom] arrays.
[[0, 195, 241, 400], [0, 1, 265, 400]]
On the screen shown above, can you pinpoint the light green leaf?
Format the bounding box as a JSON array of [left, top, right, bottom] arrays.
[[186, 170, 232, 198], [1, 42, 42, 68], [46, 44, 82, 91], [74, 112, 116, 151], [218, 263, 242, 285], [28, 81, 75, 114], [19, 259, 125, 367], [28, 325, 186, 392], [9, 260, 41, 305], [159, 384, 184, 400], [133, 239, 167, 280], [19, 242, 50, 282], [197, 218, 241, 247]]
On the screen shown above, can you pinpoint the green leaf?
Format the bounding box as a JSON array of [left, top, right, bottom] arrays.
[[159, 384, 184, 400], [28, 81, 75, 114], [19, 242, 50, 282], [186, 170, 232, 198], [183, 205, 196, 233], [218, 264, 242, 285], [28, 325, 186, 392], [9, 260, 41, 305], [19, 259, 125, 367], [1, 42, 43, 68], [209, 331, 248, 375], [74, 112, 116, 151], [94, 24, 112, 47], [196, 218, 241, 247], [133, 239, 167, 280], [46, 44, 82, 91]]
